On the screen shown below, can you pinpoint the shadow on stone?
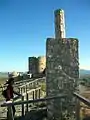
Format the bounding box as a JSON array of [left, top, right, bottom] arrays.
[[25, 108, 47, 120], [83, 116, 90, 120]]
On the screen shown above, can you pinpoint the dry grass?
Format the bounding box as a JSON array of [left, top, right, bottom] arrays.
[[0, 78, 7, 84], [0, 77, 7, 101], [80, 89, 90, 119]]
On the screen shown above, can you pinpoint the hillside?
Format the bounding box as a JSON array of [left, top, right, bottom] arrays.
[[0, 72, 8, 78], [80, 69, 90, 78], [80, 69, 90, 75]]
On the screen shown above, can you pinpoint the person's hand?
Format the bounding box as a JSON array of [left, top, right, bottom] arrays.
[[10, 99, 13, 102], [7, 100, 12, 103], [4, 100, 12, 104]]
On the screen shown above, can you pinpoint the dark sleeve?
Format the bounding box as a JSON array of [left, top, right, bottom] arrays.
[[6, 87, 11, 100]]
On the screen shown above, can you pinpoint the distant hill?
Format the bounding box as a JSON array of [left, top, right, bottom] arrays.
[[0, 72, 8, 78], [80, 69, 90, 74], [0, 69, 90, 78], [80, 69, 90, 78]]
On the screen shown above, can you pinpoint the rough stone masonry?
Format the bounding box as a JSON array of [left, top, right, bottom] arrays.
[[46, 38, 79, 120]]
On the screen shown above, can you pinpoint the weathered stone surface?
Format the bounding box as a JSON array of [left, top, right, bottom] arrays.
[[46, 38, 79, 120]]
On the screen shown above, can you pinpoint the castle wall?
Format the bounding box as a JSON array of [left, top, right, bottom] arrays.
[[28, 57, 38, 74], [46, 38, 79, 120], [37, 56, 46, 73], [28, 56, 46, 74]]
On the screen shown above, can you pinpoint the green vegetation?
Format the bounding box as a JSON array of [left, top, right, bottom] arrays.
[[41, 82, 46, 92], [79, 76, 90, 87]]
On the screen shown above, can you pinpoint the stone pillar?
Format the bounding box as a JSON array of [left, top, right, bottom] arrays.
[[46, 38, 79, 120], [55, 9, 66, 39]]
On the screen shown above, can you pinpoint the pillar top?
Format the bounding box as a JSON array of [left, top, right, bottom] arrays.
[[54, 9, 64, 14]]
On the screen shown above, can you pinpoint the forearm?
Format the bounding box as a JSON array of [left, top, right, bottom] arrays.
[[13, 91, 22, 96]]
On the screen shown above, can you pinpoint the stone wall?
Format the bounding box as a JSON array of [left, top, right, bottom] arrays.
[[46, 38, 79, 120]]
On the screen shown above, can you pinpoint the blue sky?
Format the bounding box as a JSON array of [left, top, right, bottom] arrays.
[[0, 0, 90, 72]]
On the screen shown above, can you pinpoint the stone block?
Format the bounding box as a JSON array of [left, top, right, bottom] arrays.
[[46, 38, 79, 120]]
